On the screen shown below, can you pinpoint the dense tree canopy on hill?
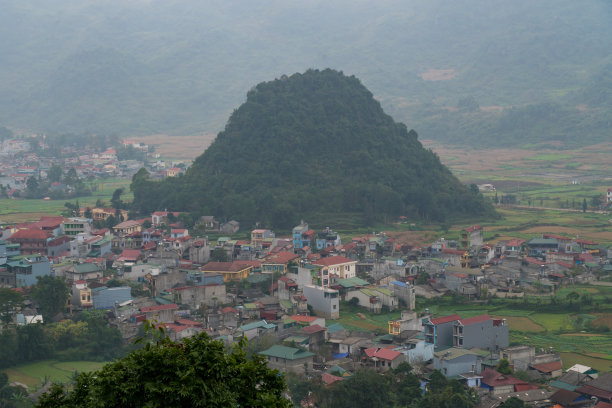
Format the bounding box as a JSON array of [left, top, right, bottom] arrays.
[[132, 69, 495, 228]]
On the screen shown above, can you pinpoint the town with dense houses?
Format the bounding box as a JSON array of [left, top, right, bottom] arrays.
[[2, 208, 612, 407]]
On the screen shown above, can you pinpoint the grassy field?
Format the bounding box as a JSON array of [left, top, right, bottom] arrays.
[[3, 360, 107, 391], [0, 178, 131, 223]]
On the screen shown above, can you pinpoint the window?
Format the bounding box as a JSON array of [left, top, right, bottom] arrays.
[[333, 305, 337, 310]]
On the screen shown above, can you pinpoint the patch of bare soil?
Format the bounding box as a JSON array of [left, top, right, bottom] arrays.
[[385, 230, 439, 247], [419, 69, 456, 81], [480, 106, 505, 113], [129, 134, 217, 160]]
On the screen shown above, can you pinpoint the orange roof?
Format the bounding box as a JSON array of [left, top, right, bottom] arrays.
[[313, 255, 355, 267], [264, 251, 299, 265], [9, 229, 51, 240], [290, 315, 318, 324]]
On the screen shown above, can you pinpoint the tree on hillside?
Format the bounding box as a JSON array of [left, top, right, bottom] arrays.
[[323, 368, 392, 408], [36, 332, 290, 408], [63, 167, 78, 187], [497, 359, 512, 374], [30, 276, 69, 322], [583, 198, 587, 213], [499, 396, 525, 408], [111, 188, 124, 209], [0, 288, 23, 328], [210, 247, 229, 262], [47, 164, 63, 183]]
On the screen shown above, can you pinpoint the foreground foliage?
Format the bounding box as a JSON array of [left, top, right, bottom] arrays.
[[288, 364, 476, 408], [37, 332, 290, 408]]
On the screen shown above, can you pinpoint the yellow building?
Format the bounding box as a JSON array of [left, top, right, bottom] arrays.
[[201, 261, 253, 282]]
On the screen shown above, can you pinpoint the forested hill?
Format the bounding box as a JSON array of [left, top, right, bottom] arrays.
[[131, 69, 496, 228]]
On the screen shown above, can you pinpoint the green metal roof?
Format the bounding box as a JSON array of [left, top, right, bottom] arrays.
[[337, 277, 369, 288], [434, 347, 481, 360], [326, 323, 345, 333], [283, 335, 309, 345], [240, 320, 273, 331], [360, 288, 377, 297], [375, 288, 392, 296], [280, 299, 293, 309], [73, 263, 103, 273], [259, 345, 314, 360], [550, 381, 578, 391]]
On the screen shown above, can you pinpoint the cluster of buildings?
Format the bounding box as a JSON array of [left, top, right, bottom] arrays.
[[0, 137, 190, 198], [2, 211, 612, 407], [423, 225, 612, 298]]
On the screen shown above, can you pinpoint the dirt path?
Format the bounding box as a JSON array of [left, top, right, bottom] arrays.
[[502, 204, 609, 215]]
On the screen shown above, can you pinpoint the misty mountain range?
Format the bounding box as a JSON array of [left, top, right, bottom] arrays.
[[1, 0, 611, 147]]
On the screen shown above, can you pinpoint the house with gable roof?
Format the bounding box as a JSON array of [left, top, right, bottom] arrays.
[[364, 347, 406, 371], [312, 256, 357, 287], [65, 263, 104, 283], [259, 345, 314, 374]]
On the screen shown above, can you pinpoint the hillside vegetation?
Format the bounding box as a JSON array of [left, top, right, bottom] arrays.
[[131, 69, 496, 228], [0, 0, 610, 147]]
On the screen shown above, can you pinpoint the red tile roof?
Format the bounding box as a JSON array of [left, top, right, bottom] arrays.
[[429, 314, 461, 325], [141, 304, 179, 312], [530, 361, 562, 373], [515, 384, 539, 392], [374, 348, 401, 361], [577, 384, 612, 400], [464, 225, 481, 233], [481, 368, 527, 387], [9, 229, 51, 240], [290, 315, 318, 324], [174, 318, 203, 327], [302, 324, 326, 334], [321, 373, 344, 385], [313, 255, 355, 267], [458, 314, 491, 326], [221, 307, 238, 314], [202, 261, 253, 272], [264, 251, 299, 264], [118, 249, 141, 261], [505, 239, 525, 247], [364, 347, 401, 361]]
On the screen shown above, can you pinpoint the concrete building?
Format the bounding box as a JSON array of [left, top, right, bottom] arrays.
[[303, 284, 339, 319], [461, 225, 483, 249], [389, 280, 416, 310], [251, 229, 275, 249], [388, 310, 425, 336], [453, 314, 509, 351], [434, 348, 483, 378], [292, 221, 310, 251], [172, 283, 226, 309], [399, 339, 434, 365], [140, 303, 178, 324], [62, 218, 92, 236], [312, 256, 357, 287], [6, 255, 51, 287], [423, 314, 461, 347]]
